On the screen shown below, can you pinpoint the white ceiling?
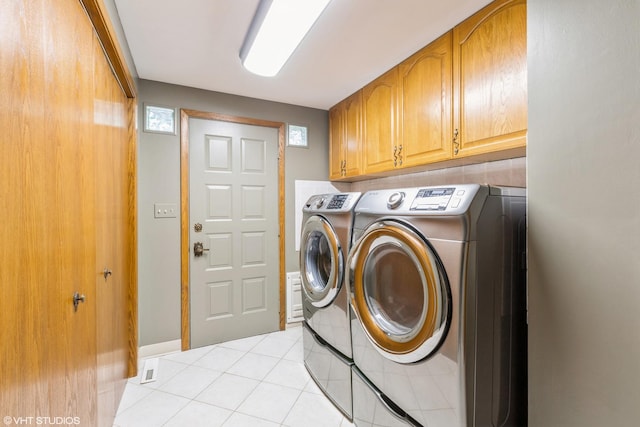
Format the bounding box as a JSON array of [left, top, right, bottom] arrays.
[[114, 0, 492, 110]]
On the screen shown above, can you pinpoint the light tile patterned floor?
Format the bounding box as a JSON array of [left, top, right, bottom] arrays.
[[114, 325, 354, 427]]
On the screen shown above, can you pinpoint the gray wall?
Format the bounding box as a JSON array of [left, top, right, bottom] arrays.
[[528, 1, 640, 425], [138, 79, 329, 346], [102, 0, 138, 78]]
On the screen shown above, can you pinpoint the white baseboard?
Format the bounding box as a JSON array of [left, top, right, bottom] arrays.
[[138, 339, 182, 359]]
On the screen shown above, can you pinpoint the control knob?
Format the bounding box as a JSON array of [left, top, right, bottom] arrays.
[[387, 192, 405, 209]]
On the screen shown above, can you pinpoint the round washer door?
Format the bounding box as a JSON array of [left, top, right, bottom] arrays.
[[300, 215, 344, 308], [349, 219, 451, 363]]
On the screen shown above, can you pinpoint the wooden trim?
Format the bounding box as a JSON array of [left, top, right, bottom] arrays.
[[180, 109, 287, 350], [126, 98, 139, 377], [277, 121, 286, 331], [79, 0, 137, 98], [181, 109, 286, 130], [180, 110, 191, 351]]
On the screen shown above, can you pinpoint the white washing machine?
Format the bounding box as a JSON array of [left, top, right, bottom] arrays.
[[300, 192, 361, 419], [348, 185, 527, 427]]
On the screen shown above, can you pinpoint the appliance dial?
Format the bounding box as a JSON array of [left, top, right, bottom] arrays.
[[387, 192, 405, 209]]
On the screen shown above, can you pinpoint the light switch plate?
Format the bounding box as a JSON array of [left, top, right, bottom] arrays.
[[154, 203, 177, 218]]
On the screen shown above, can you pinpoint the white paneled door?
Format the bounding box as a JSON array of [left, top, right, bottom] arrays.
[[189, 118, 280, 348]]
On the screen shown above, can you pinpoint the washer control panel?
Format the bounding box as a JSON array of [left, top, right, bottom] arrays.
[[326, 194, 349, 209], [304, 192, 362, 212]]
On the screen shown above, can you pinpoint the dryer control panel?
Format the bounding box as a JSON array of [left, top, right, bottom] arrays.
[[356, 184, 482, 215], [409, 186, 479, 213], [410, 188, 456, 211]]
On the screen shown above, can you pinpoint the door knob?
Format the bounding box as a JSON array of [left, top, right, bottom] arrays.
[[103, 268, 112, 280], [73, 292, 86, 312], [193, 242, 209, 257]]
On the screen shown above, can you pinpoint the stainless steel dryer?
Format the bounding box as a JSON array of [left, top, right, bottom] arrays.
[[300, 192, 361, 419], [348, 185, 527, 427]]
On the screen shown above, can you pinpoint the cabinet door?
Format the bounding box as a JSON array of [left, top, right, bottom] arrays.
[[399, 31, 453, 167], [363, 68, 398, 174], [453, 0, 527, 157], [343, 91, 362, 178], [329, 103, 345, 180]]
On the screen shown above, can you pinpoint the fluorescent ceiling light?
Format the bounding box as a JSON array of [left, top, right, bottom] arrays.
[[240, 0, 332, 77]]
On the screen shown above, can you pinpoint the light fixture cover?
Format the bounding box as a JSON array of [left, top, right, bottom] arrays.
[[240, 0, 332, 77]]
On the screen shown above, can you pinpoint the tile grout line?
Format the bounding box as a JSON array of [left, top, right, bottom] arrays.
[[229, 333, 304, 425], [114, 327, 350, 426]]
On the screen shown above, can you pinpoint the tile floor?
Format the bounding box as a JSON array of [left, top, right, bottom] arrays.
[[114, 324, 354, 427]]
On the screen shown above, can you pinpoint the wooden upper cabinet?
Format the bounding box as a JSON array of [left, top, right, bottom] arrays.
[[399, 31, 453, 167], [327, 0, 527, 180], [360, 32, 453, 175], [452, 0, 527, 157], [329, 103, 345, 180], [363, 67, 399, 174], [329, 91, 362, 180], [344, 91, 362, 178]]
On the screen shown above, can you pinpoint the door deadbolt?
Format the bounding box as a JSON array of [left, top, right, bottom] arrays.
[[73, 292, 86, 312], [193, 242, 209, 257]]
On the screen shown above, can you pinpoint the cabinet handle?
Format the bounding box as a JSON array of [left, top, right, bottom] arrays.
[[398, 145, 403, 166], [453, 128, 460, 155], [393, 145, 398, 167], [341, 160, 346, 176]]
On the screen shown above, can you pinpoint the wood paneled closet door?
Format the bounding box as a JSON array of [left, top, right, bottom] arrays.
[[0, 0, 136, 426], [93, 24, 132, 427]]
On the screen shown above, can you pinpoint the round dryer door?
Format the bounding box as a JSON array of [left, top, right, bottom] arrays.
[[349, 219, 451, 363], [300, 215, 344, 308]]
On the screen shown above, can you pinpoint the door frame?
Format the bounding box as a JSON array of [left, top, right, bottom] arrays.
[[180, 109, 286, 351]]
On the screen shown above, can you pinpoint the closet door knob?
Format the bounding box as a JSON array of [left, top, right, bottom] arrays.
[[73, 292, 86, 312]]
